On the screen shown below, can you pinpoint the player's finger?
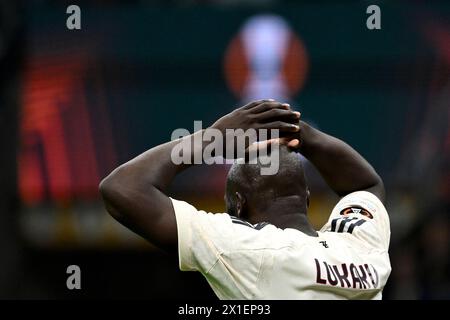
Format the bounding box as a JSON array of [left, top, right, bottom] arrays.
[[241, 99, 275, 110], [257, 121, 300, 132], [287, 138, 301, 149], [244, 138, 281, 161], [246, 139, 271, 154], [251, 101, 290, 113], [276, 137, 300, 148], [255, 109, 300, 122]]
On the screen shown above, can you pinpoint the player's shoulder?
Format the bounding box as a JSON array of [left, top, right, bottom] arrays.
[[337, 191, 386, 213], [229, 216, 271, 231], [170, 197, 276, 240], [321, 190, 391, 251], [332, 191, 389, 222]]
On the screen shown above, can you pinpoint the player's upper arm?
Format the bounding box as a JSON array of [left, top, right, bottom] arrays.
[[171, 198, 233, 272], [99, 167, 177, 253], [171, 198, 269, 299], [171, 198, 268, 269]]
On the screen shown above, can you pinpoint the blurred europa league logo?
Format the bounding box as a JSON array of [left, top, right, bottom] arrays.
[[224, 14, 309, 102]]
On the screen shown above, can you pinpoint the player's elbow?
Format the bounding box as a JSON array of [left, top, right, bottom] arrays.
[[374, 177, 386, 203], [99, 174, 115, 205], [99, 167, 120, 199], [99, 166, 130, 220], [366, 174, 386, 204]]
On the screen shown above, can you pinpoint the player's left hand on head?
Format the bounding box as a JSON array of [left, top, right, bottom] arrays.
[[210, 99, 300, 134], [209, 99, 301, 158]]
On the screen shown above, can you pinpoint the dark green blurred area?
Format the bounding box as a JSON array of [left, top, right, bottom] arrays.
[[0, 0, 449, 300], [27, 1, 447, 174]]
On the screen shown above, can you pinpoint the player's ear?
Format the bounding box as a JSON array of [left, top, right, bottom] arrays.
[[235, 192, 247, 218]]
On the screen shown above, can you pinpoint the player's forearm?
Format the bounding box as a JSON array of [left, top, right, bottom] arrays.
[[100, 99, 299, 201], [298, 121, 385, 201], [98, 132, 205, 252], [99, 130, 207, 230], [100, 130, 205, 195]]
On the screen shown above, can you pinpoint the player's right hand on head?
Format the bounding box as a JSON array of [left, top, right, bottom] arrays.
[[210, 99, 300, 134], [209, 99, 301, 158]]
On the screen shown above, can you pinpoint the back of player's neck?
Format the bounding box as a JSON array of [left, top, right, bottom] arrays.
[[268, 213, 317, 237], [255, 195, 308, 217], [248, 198, 316, 236]]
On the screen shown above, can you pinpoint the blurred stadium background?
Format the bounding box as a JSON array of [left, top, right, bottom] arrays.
[[0, 0, 449, 299]]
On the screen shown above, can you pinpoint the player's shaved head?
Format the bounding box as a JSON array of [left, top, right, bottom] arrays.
[[225, 145, 309, 221]]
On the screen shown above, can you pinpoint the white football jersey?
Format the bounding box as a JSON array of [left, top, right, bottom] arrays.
[[171, 191, 391, 300]]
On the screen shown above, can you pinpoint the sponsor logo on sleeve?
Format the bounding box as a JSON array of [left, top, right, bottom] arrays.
[[340, 206, 373, 219]]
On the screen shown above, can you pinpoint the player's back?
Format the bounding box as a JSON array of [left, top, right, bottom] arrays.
[[257, 227, 390, 299], [172, 190, 391, 300]]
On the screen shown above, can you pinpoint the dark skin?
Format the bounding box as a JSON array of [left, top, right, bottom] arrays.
[[238, 193, 318, 237], [225, 143, 316, 236], [99, 99, 300, 253], [286, 121, 385, 202], [99, 100, 385, 254]]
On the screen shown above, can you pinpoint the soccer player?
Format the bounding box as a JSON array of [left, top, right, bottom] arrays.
[[99, 100, 391, 299]]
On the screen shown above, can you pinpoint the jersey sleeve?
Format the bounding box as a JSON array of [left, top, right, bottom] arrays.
[[170, 197, 270, 299], [170, 197, 226, 272], [321, 191, 391, 251]]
